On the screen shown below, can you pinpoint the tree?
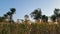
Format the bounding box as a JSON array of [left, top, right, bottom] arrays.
[[24, 15, 29, 24], [7, 11, 11, 22], [54, 8, 60, 17], [30, 8, 42, 20], [41, 15, 48, 22], [24, 15, 29, 20], [9, 8, 16, 23], [50, 15, 56, 22], [4, 14, 8, 19], [54, 8, 60, 23], [6, 8, 16, 23], [0, 8, 16, 23], [10, 8, 16, 14]]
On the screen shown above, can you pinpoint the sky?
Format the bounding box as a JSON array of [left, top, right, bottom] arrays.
[[0, 0, 60, 21]]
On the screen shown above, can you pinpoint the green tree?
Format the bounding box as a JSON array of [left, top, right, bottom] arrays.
[[30, 8, 42, 20], [24, 15, 29, 20], [54, 8, 60, 17], [6, 8, 16, 23], [10, 8, 16, 23], [41, 15, 48, 22], [53, 8, 60, 22], [50, 15, 56, 22]]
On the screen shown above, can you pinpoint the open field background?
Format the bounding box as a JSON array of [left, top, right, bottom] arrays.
[[0, 5, 60, 34]]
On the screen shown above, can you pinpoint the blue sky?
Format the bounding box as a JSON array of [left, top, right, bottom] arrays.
[[0, 0, 60, 21]]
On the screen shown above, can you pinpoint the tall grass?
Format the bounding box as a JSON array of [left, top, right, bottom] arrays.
[[0, 21, 60, 34]]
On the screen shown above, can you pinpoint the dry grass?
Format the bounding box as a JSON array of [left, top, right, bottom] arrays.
[[0, 21, 60, 34]]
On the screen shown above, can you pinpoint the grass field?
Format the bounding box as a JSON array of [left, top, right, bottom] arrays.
[[0, 21, 60, 34]]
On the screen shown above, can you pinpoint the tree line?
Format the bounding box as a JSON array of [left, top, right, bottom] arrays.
[[0, 8, 60, 23]]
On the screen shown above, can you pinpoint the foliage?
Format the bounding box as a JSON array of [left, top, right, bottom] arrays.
[[30, 8, 42, 20]]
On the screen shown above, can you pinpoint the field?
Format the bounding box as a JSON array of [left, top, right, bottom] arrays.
[[0, 21, 60, 34]]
